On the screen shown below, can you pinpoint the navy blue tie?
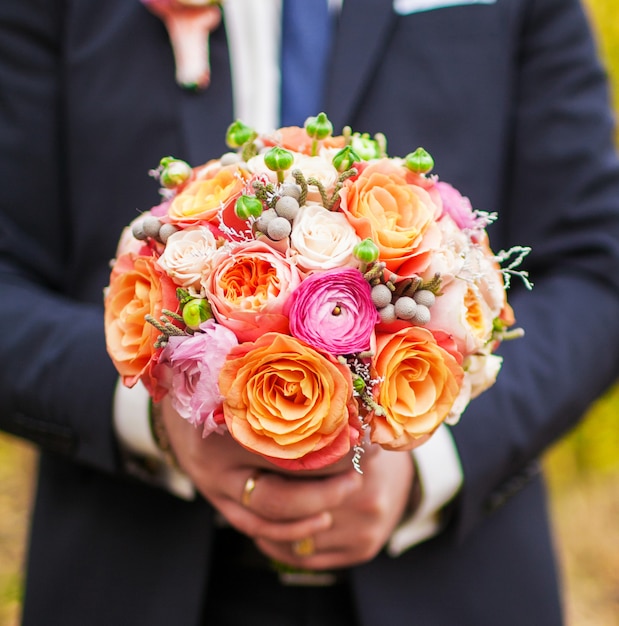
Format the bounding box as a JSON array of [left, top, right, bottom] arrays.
[[280, 0, 333, 127]]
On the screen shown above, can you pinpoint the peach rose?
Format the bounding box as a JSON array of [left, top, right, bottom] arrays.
[[219, 333, 359, 470], [267, 126, 346, 155], [339, 159, 442, 277], [370, 326, 464, 450], [167, 165, 247, 232], [425, 278, 495, 357], [203, 240, 302, 342], [104, 251, 180, 399]]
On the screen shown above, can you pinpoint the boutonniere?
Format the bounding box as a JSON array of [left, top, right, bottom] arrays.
[[141, 0, 223, 90]]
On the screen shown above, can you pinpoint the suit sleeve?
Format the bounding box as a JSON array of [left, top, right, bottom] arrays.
[[451, 0, 619, 538], [0, 1, 122, 473]]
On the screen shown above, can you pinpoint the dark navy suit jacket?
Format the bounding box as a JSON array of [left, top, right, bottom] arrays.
[[2, 0, 619, 624]]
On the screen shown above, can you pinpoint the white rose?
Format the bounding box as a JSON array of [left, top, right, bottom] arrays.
[[157, 226, 219, 291], [290, 154, 339, 204], [290, 203, 361, 271]]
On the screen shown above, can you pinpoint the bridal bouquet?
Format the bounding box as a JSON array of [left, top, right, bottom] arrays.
[[104, 114, 528, 472]]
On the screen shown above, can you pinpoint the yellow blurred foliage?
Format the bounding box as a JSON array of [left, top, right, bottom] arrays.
[[545, 0, 619, 490]]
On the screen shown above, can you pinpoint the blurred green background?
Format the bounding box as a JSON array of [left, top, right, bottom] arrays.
[[1, 2, 619, 624]]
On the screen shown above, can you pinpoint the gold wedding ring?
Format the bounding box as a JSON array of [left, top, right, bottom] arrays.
[[292, 536, 316, 557], [241, 472, 260, 507]]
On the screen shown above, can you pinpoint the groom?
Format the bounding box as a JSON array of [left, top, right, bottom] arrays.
[[1, 0, 619, 624]]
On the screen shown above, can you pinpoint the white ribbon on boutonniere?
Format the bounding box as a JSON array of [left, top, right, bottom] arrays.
[[141, 0, 223, 90]]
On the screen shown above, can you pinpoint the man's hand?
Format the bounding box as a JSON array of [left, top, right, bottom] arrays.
[[256, 445, 417, 570], [161, 396, 417, 569], [160, 396, 361, 541]]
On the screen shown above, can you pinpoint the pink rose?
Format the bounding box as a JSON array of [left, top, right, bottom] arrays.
[[287, 268, 379, 355], [203, 240, 302, 342], [158, 319, 238, 436]]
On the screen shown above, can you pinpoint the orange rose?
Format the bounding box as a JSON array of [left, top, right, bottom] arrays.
[[219, 333, 359, 470], [370, 327, 464, 450], [339, 159, 442, 277], [104, 251, 179, 399], [167, 165, 246, 231]]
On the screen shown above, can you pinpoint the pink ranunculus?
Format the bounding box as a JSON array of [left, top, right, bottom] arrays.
[[203, 239, 302, 342], [158, 319, 238, 436], [287, 267, 380, 355]]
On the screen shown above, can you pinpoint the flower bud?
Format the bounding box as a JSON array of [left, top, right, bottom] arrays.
[[332, 146, 361, 172], [353, 377, 366, 394], [226, 120, 255, 148], [304, 112, 333, 141], [353, 238, 380, 263], [405, 147, 434, 174], [160, 159, 192, 188], [235, 195, 264, 220], [182, 298, 212, 330], [350, 133, 380, 160], [264, 147, 294, 173]]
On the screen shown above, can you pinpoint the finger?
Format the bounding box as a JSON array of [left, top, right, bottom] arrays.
[[216, 498, 333, 542], [241, 469, 363, 521], [255, 537, 372, 571]]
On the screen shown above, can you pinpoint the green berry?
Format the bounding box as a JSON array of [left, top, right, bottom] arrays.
[[405, 148, 434, 174], [226, 120, 256, 148], [353, 377, 366, 393], [353, 238, 380, 263], [182, 299, 212, 330], [235, 195, 264, 220], [350, 133, 380, 160], [160, 159, 192, 188], [264, 147, 294, 173], [305, 112, 333, 141], [332, 146, 361, 172]]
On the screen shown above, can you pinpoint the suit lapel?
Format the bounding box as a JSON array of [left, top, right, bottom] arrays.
[[325, 0, 396, 131]]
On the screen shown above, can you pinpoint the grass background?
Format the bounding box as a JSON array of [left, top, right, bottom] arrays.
[[1, 1, 619, 623]]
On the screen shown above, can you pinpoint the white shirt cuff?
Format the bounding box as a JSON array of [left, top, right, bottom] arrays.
[[387, 424, 463, 555], [113, 379, 195, 500]]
